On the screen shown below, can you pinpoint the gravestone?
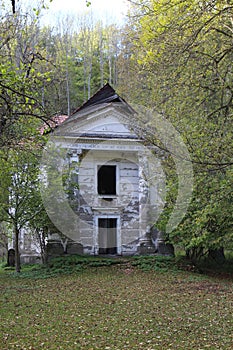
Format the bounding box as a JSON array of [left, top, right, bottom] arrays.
[[7, 249, 15, 267], [66, 242, 83, 255]]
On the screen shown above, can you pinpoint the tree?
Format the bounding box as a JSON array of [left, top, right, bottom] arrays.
[[27, 191, 56, 265], [0, 139, 44, 272], [41, 5, 122, 112], [0, 9, 58, 149], [119, 0, 233, 260]]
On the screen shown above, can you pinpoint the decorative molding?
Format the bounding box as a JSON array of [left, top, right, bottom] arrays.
[[92, 207, 122, 212]]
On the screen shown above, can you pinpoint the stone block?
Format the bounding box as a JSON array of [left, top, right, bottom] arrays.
[[66, 242, 83, 255], [46, 242, 64, 257], [157, 241, 174, 256]]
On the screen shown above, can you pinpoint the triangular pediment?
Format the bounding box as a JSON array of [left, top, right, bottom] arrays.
[[55, 104, 139, 140], [53, 83, 139, 140], [77, 114, 133, 135]]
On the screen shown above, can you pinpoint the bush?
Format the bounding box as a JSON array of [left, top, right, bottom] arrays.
[[131, 255, 177, 272]]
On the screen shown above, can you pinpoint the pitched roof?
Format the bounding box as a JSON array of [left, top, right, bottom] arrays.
[[72, 83, 134, 115], [44, 84, 135, 134]]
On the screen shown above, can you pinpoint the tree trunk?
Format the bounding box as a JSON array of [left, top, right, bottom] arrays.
[[99, 27, 104, 87], [65, 43, 70, 116], [11, 0, 15, 14], [14, 225, 21, 273], [108, 56, 112, 85], [36, 228, 48, 265], [87, 54, 92, 100]]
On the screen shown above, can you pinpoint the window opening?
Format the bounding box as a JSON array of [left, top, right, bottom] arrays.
[[97, 165, 116, 195]]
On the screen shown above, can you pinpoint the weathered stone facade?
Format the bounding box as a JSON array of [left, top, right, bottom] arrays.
[[45, 84, 173, 257]]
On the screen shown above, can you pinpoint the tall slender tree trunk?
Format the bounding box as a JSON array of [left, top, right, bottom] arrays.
[[65, 40, 70, 116], [87, 59, 92, 100], [36, 228, 48, 265], [11, 0, 16, 13], [83, 57, 87, 102], [99, 26, 104, 87], [66, 60, 70, 116], [108, 57, 112, 85], [14, 224, 21, 273]]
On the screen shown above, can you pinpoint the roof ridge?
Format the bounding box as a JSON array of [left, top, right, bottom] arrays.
[[71, 83, 117, 115]]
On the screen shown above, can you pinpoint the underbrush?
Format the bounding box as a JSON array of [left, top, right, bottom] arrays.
[[195, 254, 233, 278], [0, 255, 179, 279], [1, 253, 232, 279], [130, 255, 177, 272], [1, 255, 127, 279]]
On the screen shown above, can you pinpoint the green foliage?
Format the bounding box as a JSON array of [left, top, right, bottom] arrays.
[[119, 0, 233, 259], [38, 19, 121, 115], [1, 255, 125, 279], [47, 254, 123, 270], [0, 140, 46, 272], [131, 255, 177, 272], [0, 11, 55, 148]]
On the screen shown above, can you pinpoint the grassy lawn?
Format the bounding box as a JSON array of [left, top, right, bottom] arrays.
[[0, 259, 232, 349]]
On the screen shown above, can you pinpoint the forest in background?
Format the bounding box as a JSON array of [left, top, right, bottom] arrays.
[[0, 0, 232, 272]]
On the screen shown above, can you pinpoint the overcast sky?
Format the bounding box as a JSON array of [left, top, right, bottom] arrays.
[[39, 0, 129, 26], [1, 0, 130, 25], [52, 0, 129, 24]]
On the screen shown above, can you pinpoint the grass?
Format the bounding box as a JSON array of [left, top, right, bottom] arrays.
[[0, 256, 232, 349]]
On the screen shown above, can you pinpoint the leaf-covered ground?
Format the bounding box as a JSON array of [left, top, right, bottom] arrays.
[[0, 266, 232, 349]]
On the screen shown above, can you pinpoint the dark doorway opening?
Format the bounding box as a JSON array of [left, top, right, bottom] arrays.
[[97, 165, 116, 195], [98, 218, 117, 254]]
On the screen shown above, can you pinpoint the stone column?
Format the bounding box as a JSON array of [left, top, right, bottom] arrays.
[[68, 148, 82, 204], [138, 152, 153, 252]]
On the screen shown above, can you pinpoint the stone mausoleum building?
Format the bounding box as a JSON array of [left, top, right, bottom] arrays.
[[45, 84, 173, 258]]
